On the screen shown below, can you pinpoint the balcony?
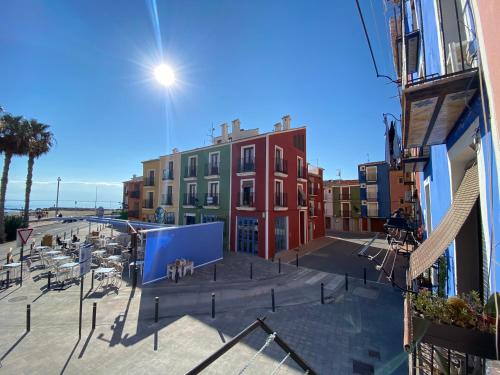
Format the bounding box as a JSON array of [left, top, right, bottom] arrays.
[[184, 166, 197, 179], [366, 194, 378, 202], [205, 163, 220, 177], [390, 3, 479, 149], [143, 200, 154, 209], [163, 169, 174, 180], [274, 192, 288, 208], [128, 210, 139, 218], [130, 191, 140, 199], [238, 158, 255, 173], [204, 193, 219, 207], [275, 158, 288, 175], [340, 193, 350, 201], [298, 194, 307, 207], [183, 193, 198, 206], [161, 194, 173, 206], [297, 166, 307, 180], [403, 146, 430, 173], [237, 192, 255, 208], [144, 177, 155, 187], [308, 185, 318, 196]]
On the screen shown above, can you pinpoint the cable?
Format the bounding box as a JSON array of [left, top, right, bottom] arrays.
[[235, 332, 276, 375], [269, 353, 290, 375]]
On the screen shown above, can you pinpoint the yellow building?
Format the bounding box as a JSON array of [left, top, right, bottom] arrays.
[[141, 158, 161, 222]]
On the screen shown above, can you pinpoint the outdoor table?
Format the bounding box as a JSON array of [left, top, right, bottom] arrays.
[[53, 255, 71, 263], [59, 262, 79, 280], [108, 255, 122, 262], [35, 246, 50, 251], [94, 267, 115, 288], [3, 262, 21, 279], [45, 250, 62, 256], [92, 250, 106, 256]]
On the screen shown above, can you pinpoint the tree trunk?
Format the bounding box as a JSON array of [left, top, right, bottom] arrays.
[[23, 155, 35, 225], [0, 152, 13, 243]]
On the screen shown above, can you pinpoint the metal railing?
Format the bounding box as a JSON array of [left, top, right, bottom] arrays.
[[297, 166, 307, 179], [298, 195, 307, 207], [275, 192, 288, 207], [205, 163, 220, 176], [183, 193, 198, 206], [144, 177, 155, 186], [308, 185, 318, 196], [162, 169, 174, 180], [204, 193, 219, 206], [238, 158, 255, 173], [161, 194, 173, 206], [143, 200, 154, 209], [184, 166, 197, 178], [237, 192, 255, 207], [275, 158, 288, 174], [130, 191, 140, 199]]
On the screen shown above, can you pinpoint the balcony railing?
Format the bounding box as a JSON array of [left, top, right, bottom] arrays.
[[274, 192, 288, 207], [161, 194, 173, 206], [238, 158, 255, 173], [298, 194, 307, 207], [204, 193, 219, 206], [237, 192, 255, 207], [340, 193, 350, 200], [275, 158, 288, 174], [163, 169, 174, 180], [366, 194, 378, 202], [184, 166, 197, 178], [128, 210, 139, 218], [308, 185, 318, 196], [130, 191, 140, 199], [297, 166, 307, 179], [143, 200, 154, 209], [144, 177, 155, 186], [183, 193, 198, 206], [205, 163, 220, 176]]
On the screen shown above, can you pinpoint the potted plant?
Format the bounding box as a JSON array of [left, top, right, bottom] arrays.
[[406, 290, 497, 359]]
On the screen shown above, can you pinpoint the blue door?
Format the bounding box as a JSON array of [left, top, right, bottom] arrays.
[[237, 217, 258, 255], [275, 216, 287, 252]]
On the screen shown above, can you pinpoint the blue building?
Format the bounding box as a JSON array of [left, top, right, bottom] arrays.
[[358, 161, 391, 232], [378, 0, 500, 369]]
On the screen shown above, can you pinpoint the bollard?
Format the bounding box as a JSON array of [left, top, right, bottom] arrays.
[[296, 253, 299, 268], [321, 283, 324, 305], [6, 270, 10, 289], [278, 258, 281, 274], [155, 297, 159, 323], [77, 227, 79, 235], [132, 265, 138, 288], [213, 264, 217, 282], [64, 232, 66, 239], [92, 302, 97, 330], [391, 270, 395, 287], [250, 263, 253, 280], [345, 273, 348, 291], [26, 304, 31, 332], [71, 229, 73, 237], [175, 267, 179, 283], [47, 271, 51, 290], [271, 288, 276, 312], [211, 293, 215, 319], [91, 269, 95, 290], [363, 268, 367, 285]]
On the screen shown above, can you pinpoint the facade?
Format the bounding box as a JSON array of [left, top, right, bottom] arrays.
[[307, 165, 325, 239], [159, 150, 181, 225], [358, 161, 390, 232], [141, 158, 161, 222], [388, 169, 414, 217], [122, 175, 143, 220], [178, 143, 231, 249], [230, 116, 309, 259], [325, 179, 361, 232]]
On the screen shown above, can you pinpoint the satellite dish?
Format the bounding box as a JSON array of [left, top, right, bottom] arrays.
[[155, 207, 165, 224]]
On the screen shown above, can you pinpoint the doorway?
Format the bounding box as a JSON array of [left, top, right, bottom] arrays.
[[237, 216, 258, 255]]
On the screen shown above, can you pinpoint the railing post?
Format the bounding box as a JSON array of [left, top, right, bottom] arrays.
[[6, 270, 10, 289], [175, 266, 179, 283], [271, 288, 275, 312], [92, 302, 97, 330], [296, 253, 299, 268], [155, 296, 159, 323], [321, 283, 324, 305], [211, 293, 215, 319], [345, 273, 348, 291], [26, 304, 31, 332], [213, 264, 216, 282], [250, 263, 253, 280], [64, 232, 66, 239], [47, 271, 51, 290], [363, 268, 367, 285], [391, 270, 395, 287], [278, 258, 281, 274], [91, 269, 95, 290]]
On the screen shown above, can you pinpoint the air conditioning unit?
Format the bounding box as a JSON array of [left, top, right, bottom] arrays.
[[360, 166, 366, 171], [360, 183, 366, 188], [361, 200, 367, 205]]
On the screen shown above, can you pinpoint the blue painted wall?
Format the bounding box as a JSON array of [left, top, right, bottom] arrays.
[[358, 162, 391, 218]]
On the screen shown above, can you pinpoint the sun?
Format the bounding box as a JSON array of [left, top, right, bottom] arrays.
[[154, 64, 175, 87]]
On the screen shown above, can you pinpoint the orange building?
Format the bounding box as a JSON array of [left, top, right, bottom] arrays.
[[122, 175, 143, 221]]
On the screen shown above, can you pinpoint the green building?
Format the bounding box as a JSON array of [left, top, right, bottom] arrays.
[[325, 180, 361, 232], [178, 143, 231, 249]]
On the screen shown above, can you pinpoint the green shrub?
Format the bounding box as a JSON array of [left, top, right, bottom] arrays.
[[5, 215, 27, 241]]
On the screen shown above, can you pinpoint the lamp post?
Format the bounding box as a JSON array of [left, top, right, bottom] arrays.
[[55, 177, 61, 217]]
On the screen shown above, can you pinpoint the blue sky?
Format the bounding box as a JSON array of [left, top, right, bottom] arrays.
[[1, 0, 400, 209]]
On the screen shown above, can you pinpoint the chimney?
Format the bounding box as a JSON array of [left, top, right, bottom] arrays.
[[232, 119, 241, 134], [220, 123, 228, 142], [172, 148, 179, 154], [282, 115, 291, 130], [273, 122, 282, 132]]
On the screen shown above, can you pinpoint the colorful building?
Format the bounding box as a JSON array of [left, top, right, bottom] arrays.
[[307, 165, 325, 239], [141, 158, 161, 222], [159, 150, 181, 225], [122, 175, 143, 220], [358, 161, 391, 232], [325, 179, 361, 232]]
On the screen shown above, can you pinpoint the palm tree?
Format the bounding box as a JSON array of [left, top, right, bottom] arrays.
[[22, 119, 55, 225], [0, 114, 28, 243]]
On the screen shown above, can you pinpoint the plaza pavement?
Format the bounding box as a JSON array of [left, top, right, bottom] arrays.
[[0, 239, 408, 374]]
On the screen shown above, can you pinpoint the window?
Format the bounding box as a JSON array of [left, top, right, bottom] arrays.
[[187, 156, 197, 177], [208, 152, 220, 175], [297, 157, 304, 178], [165, 212, 175, 224], [399, 177, 404, 184], [293, 134, 305, 151], [207, 181, 219, 206], [366, 166, 377, 182], [275, 180, 284, 206], [185, 183, 197, 206], [240, 146, 255, 172], [298, 184, 306, 206], [241, 179, 254, 206], [367, 202, 378, 217], [367, 185, 378, 200]]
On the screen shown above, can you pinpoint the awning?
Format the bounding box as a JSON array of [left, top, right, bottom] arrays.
[[409, 164, 479, 279]]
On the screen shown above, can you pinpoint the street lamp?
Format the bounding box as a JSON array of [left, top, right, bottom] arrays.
[[55, 177, 61, 217]]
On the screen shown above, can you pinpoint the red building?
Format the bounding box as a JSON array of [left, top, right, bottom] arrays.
[[123, 175, 143, 220], [230, 115, 312, 259], [307, 165, 325, 239]]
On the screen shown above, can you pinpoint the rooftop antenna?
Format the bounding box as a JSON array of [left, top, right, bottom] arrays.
[[336, 169, 342, 180], [366, 153, 370, 162], [206, 122, 215, 144]]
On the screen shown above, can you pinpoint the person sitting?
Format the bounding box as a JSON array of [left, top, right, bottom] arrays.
[[56, 235, 63, 246], [72, 234, 79, 243]]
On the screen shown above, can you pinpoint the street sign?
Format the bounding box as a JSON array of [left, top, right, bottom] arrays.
[[79, 244, 92, 276], [17, 228, 33, 245]]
